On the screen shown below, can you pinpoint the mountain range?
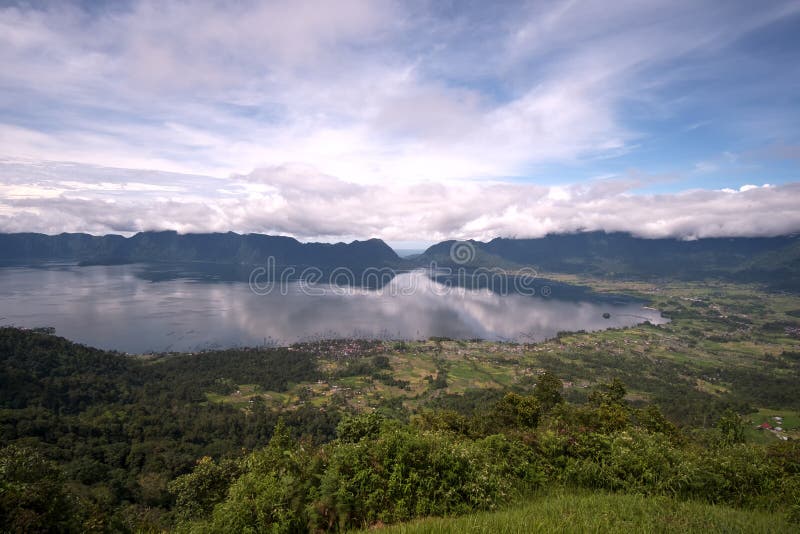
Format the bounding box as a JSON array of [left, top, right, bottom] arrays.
[[419, 232, 800, 286], [1, 230, 798, 289], [0, 231, 399, 270]]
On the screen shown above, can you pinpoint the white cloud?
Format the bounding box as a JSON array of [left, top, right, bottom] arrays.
[[1, 1, 796, 182], [0, 2, 798, 241], [1, 160, 798, 241]]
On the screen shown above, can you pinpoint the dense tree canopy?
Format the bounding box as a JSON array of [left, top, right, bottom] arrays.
[[0, 327, 798, 531]]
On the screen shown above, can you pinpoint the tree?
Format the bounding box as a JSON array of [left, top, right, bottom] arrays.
[[589, 378, 627, 405], [491, 393, 541, 429], [533, 372, 563, 411], [638, 404, 678, 438], [168, 456, 241, 521]]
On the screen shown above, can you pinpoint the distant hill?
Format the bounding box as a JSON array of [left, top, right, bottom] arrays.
[[0, 231, 401, 270], [418, 231, 800, 290]]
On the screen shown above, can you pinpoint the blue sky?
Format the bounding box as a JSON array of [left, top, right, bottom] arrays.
[[0, 0, 799, 244]]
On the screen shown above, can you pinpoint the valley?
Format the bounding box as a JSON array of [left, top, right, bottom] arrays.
[[2, 274, 799, 532]]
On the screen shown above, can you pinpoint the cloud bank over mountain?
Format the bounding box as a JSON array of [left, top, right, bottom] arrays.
[[1, 160, 797, 242]]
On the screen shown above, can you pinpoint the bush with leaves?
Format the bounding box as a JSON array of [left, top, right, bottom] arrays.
[[673, 444, 783, 507], [410, 409, 473, 436], [561, 430, 682, 494], [490, 392, 542, 431], [637, 404, 679, 440], [715, 409, 746, 446], [310, 424, 543, 529], [168, 456, 241, 521], [0, 444, 81, 533], [203, 421, 315, 533], [334, 412, 384, 443]]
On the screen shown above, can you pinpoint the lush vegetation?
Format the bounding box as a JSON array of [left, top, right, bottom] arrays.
[[358, 491, 792, 533], [1, 277, 799, 532], [420, 232, 800, 291], [163, 396, 799, 532], [0, 329, 350, 531], [5, 350, 798, 532]]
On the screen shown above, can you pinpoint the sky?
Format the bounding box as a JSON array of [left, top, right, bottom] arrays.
[[0, 0, 799, 247]]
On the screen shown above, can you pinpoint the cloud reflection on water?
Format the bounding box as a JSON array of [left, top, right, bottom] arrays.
[[0, 266, 666, 353]]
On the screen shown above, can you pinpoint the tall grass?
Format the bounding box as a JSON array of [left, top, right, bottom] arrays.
[[361, 491, 790, 533]]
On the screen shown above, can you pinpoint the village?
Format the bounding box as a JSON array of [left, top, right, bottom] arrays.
[[195, 277, 800, 445]]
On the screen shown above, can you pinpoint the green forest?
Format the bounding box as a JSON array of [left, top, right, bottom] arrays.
[[2, 278, 800, 532]]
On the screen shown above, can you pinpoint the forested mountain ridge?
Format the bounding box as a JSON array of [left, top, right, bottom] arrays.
[[0, 231, 400, 269], [419, 231, 800, 289], [2, 230, 799, 289]]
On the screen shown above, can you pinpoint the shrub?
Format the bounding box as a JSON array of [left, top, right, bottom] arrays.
[[490, 393, 542, 430], [168, 456, 241, 521], [562, 430, 680, 494], [674, 444, 781, 507], [310, 427, 543, 529], [0, 445, 80, 533], [335, 412, 385, 443]]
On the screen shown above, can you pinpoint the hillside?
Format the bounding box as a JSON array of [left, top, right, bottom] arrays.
[[419, 232, 800, 289], [1, 273, 800, 531], [0, 231, 401, 270]]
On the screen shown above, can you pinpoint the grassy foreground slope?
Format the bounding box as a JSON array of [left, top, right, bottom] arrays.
[[367, 492, 789, 534]]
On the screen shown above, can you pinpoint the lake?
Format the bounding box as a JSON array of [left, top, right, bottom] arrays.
[[0, 263, 667, 353]]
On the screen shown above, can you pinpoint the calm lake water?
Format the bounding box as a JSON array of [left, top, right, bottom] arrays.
[[0, 264, 667, 353]]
